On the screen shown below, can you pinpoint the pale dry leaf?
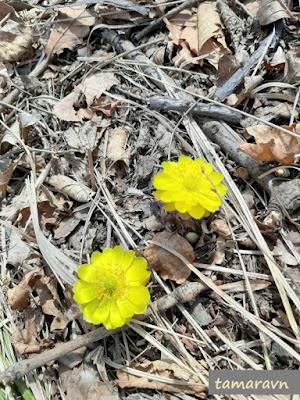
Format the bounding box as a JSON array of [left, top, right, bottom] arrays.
[[210, 218, 230, 236], [270, 46, 286, 66], [219, 279, 271, 292], [197, 1, 228, 68], [116, 359, 206, 395], [274, 239, 298, 266], [48, 174, 95, 202], [7, 269, 43, 311], [0, 161, 14, 199], [6, 229, 39, 268], [0, 2, 33, 63], [257, 0, 291, 25], [107, 127, 131, 166], [144, 231, 194, 284], [244, 0, 260, 15], [237, 123, 300, 165], [63, 121, 98, 152], [284, 49, 300, 84], [53, 72, 119, 122], [61, 369, 120, 400], [44, 5, 95, 58]]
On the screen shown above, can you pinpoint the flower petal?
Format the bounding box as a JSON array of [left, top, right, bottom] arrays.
[[73, 280, 97, 304], [117, 299, 136, 319], [210, 172, 225, 185], [188, 204, 206, 219], [77, 264, 98, 283], [123, 250, 135, 271], [111, 246, 124, 265], [174, 201, 190, 213], [126, 258, 150, 286], [127, 286, 150, 314], [82, 298, 100, 322], [215, 183, 227, 196], [104, 302, 127, 330], [90, 251, 106, 267], [153, 173, 177, 190], [91, 299, 111, 325], [164, 202, 175, 211]]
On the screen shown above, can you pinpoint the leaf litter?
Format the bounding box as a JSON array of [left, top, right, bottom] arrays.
[[0, 0, 300, 398]]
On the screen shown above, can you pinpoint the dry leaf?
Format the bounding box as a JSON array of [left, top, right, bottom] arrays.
[[210, 218, 230, 236], [284, 49, 300, 84], [0, 159, 14, 199], [63, 121, 98, 153], [219, 279, 271, 292], [44, 5, 95, 58], [197, 1, 228, 68], [107, 128, 131, 166], [61, 369, 120, 400], [0, 2, 33, 63], [7, 270, 42, 311], [257, 0, 291, 25], [116, 360, 206, 396], [144, 231, 194, 284], [48, 175, 95, 202], [53, 72, 119, 122], [237, 123, 300, 165]]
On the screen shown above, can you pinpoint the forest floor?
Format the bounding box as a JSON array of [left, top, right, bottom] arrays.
[[0, 0, 300, 399]]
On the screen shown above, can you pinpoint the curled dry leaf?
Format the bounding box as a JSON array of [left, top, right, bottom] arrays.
[[48, 175, 95, 202], [0, 2, 33, 63], [144, 231, 194, 284], [107, 128, 131, 166], [237, 123, 300, 165], [44, 5, 95, 58], [7, 269, 43, 311], [257, 0, 292, 25], [116, 360, 206, 395], [53, 72, 119, 122]]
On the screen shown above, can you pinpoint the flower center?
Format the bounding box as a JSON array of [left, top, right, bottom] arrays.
[[96, 263, 128, 302]]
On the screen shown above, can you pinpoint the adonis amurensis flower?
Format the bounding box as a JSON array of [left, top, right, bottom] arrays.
[[73, 247, 150, 330], [153, 156, 226, 219]]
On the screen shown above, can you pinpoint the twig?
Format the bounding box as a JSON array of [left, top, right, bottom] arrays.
[[214, 32, 274, 102], [149, 95, 242, 124], [134, 0, 199, 41]]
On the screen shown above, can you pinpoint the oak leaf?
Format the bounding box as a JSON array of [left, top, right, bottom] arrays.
[[237, 123, 300, 165]]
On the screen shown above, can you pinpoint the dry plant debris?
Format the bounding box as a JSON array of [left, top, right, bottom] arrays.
[[0, 0, 300, 398]]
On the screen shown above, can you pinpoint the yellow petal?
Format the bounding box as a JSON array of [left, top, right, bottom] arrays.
[[91, 299, 111, 325], [117, 299, 136, 319], [210, 172, 225, 185], [215, 183, 227, 196], [188, 204, 206, 219], [123, 250, 135, 271], [73, 280, 97, 304], [153, 174, 177, 190], [178, 155, 193, 165], [90, 251, 105, 267], [111, 246, 124, 265], [77, 264, 98, 283], [127, 286, 150, 314], [82, 298, 100, 322], [104, 302, 127, 330], [126, 258, 150, 286], [164, 202, 175, 211], [174, 201, 190, 213]]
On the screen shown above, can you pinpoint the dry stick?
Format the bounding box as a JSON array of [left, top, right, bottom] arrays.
[[149, 95, 242, 125], [214, 32, 274, 102], [134, 0, 199, 41], [0, 281, 209, 386]]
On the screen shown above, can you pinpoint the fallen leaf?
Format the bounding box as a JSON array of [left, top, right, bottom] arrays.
[[284, 49, 300, 84], [0, 2, 33, 63], [7, 270, 43, 311], [53, 72, 119, 122], [274, 239, 298, 266], [44, 5, 95, 58], [116, 359, 206, 395], [219, 279, 271, 292], [61, 369, 120, 400], [144, 231, 194, 284], [0, 158, 14, 199], [48, 175, 95, 202], [63, 121, 98, 153], [237, 123, 300, 165], [107, 128, 131, 166], [257, 0, 291, 25], [210, 218, 230, 236], [91, 96, 120, 117]]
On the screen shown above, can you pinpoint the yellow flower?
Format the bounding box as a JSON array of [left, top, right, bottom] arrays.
[[73, 247, 150, 330], [153, 156, 226, 219]]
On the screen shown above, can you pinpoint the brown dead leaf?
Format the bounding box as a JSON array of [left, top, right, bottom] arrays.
[[0, 2, 33, 63], [7, 270, 43, 311], [116, 359, 206, 395], [91, 96, 120, 117], [48, 175, 95, 202], [53, 72, 119, 122], [210, 218, 230, 236], [0, 159, 14, 199], [44, 6, 95, 58], [144, 231, 194, 284], [257, 0, 292, 25], [219, 279, 271, 292], [107, 128, 131, 167], [237, 123, 300, 165], [11, 308, 52, 355], [61, 368, 120, 400]]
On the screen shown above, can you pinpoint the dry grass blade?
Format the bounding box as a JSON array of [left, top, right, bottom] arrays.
[[149, 240, 300, 362], [26, 176, 77, 287]]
